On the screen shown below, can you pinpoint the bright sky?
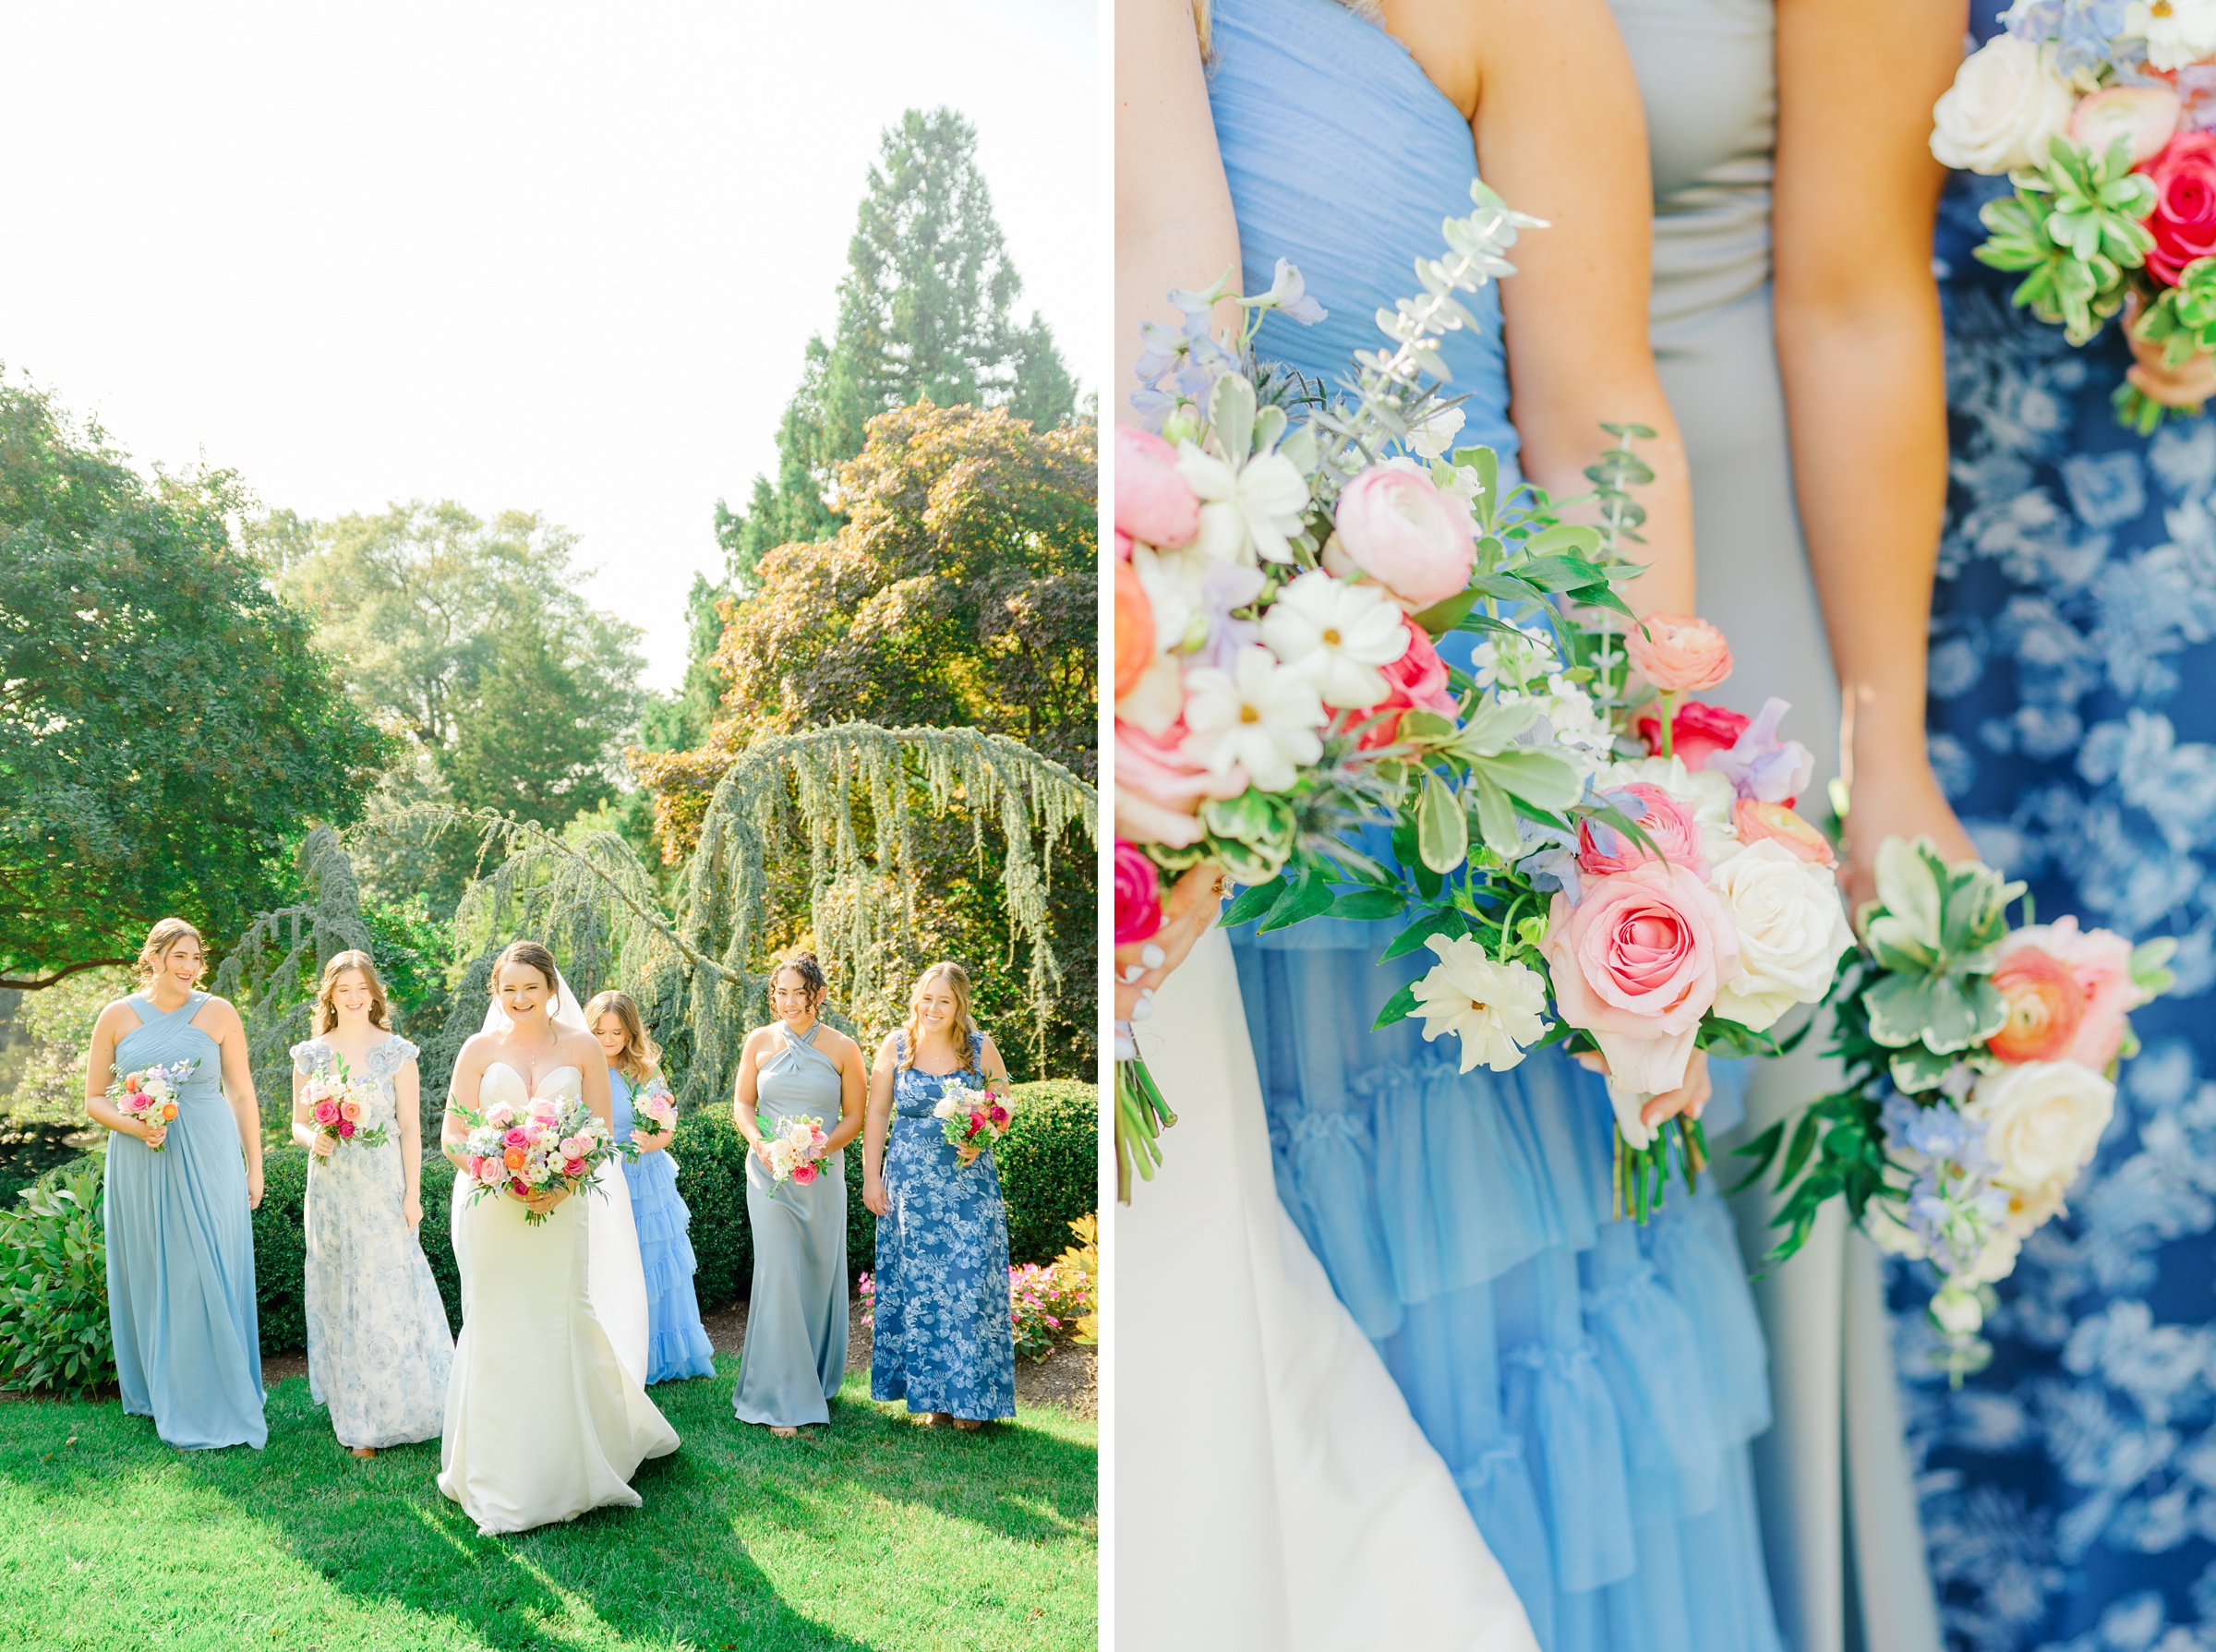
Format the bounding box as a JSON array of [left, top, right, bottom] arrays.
[[0, 0, 1101, 693]]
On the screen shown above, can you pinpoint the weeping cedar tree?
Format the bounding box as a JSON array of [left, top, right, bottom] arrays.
[[715, 106, 1080, 592], [0, 377, 386, 991]]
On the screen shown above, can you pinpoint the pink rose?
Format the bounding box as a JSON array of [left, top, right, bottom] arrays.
[[1541, 862, 1740, 1095], [989, 1104, 1010, 1126], [1998, 918, 2140, 1068], [1115, 426, 1201, 549], [1115, 562, 1156, 701], [1633, 700, 1749, 769], [509, 1177, 530, 1198], [2141, 130, 2216, 286], [1625, 614, 1732, 693], [563, 1157, 585, 1176], [503, 1127, 528, 1149], [528, 1100, 558, 1119], [1578, 783, 1708, 879], [2073, 83, 2180, 169], [312, 1099, 338, 1126], [1355, 618, 1458, 750], [1114, 839, 1164, 945], [1115, 528, 1133, 561], [1114, 716, 1246, 848], [1331, 462, 1475, 609], [338, 1118, 356, 1140], [486, 1102, 515, 1126], [1732, 799, 1835, 867], [791, 1163, 819, 1185]]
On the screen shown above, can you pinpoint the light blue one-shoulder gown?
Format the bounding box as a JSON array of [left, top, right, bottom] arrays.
[[610, 1070, 715, 1384], [1208, 3, 1782, 1647], [104, 990, 266, 1450]]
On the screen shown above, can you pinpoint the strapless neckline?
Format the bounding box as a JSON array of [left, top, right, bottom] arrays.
[[481, 1061, 584, 1100]]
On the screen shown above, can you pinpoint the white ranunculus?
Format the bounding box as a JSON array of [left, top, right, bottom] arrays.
[[1930, 35, 2075, 175], [1706, 840, 1854, 1031], [1178, 645, 1327, 793], [1177, 443, 1310, 566], [2129, 0, 2216, 72], [1410, 935, 1551, 1073], [1257, 569, 1409, 708], [1963, 1059, 2115, 1192]]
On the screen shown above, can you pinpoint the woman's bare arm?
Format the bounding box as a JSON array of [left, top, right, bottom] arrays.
[[1774, 0, 1976, 900], [825, 1033, 868, 1153]]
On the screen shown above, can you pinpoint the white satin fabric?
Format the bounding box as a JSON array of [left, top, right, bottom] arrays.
[[1114, 929, 1540, 1652], [440, 1062, 677, 1534]]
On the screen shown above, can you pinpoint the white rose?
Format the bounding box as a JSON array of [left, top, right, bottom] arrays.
[[932, 1097, 959, 1119], [1705, 841, 1854, 1031], [2128, 0, 2216, 72], [1963, 1059, 2115, 1192], [1930, 35, 2075, 175]]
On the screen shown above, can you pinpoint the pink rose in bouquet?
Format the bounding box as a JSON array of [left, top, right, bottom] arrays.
[[634, 1082, 678, 1140], [1330, 461, 1475, 609], [1577, 783, 1708, 879], [1114, 838, 1164, 945], [1625, 614, 1732, 693], [1355, 618, 1458, 750], [1542, 861, 1740, 1097], [313, 1098, 339, 1127], [1115, 426, 1200, 549], [2142, 130, 2216, 285], [1633, 700, 1749, 768]]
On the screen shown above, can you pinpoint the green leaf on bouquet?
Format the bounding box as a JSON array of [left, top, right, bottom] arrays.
[[1776, 1111, 1822, 1189], [1398, 708, 1459, 745], [1454, 446, 1500, 532], [1516, 524, 1603, 561], [1727, 1119, 1788, 1193], [2132, 935, 2180, 997], [1373, 979, 1422, 1031], [1394, 818, 1444, 901], [1206, 372, 1257, 466], [1249, 402, 1288, 458], [1466, 573, 1549, 603], [1467, 771, 1523, 861], [1330, 887, 1405, 922], [1450, 696, 1547, 758], [1380, 907, 1466, 962], [1865, 971, 2004, 1054], [1512, 552, 1610, 592], [1566, 581, 1635, 619], [1259, 863, 1337, 933], [1468, 748, 1584, 813], [1412, 587, 1484, 639], [1220, 876, 1289, 929], [1887, 1043, 1959, 1095], [1416, 772, 1469, 874]]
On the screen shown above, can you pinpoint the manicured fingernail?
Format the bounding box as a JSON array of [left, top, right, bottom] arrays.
[[1130, 991, 1156, 1022], [1140, 945, 1166, 969], [1118, 963, 1145, 983]]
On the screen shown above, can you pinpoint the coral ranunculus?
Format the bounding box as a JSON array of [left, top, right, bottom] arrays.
[[1731, 798, 1835, 866], [1577, 782, 1708, 878], [1115, 426, 1201, 549], [2141, 130, 2216, 286], [1114, 561, 1156, 700], [1998, 917, 2140, 1069], [1633, 700, 1750, 769], [1624, 614, 1733, 693], [1355, 617, 1457, 750], [1988, 947, 2087, 1064], [1114, 838, 1164, 946]]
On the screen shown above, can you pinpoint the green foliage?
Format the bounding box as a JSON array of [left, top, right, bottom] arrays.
[[671, 1107, 755, 1309], [995, 1080, 1099, 1266], [252, 1148, 312, 1356], [0, 377, 388, 991], [717, 106, 1079, 590], [2114, 257, 2216, 432], [0, 1158, 110, 1394], [1976, 137, 2155, 345]]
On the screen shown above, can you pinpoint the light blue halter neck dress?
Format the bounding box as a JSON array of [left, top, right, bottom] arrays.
[[103, 990, 266, 1450], [1207, 2, 1781, 1646]]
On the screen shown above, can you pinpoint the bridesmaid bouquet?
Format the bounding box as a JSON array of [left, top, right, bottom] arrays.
[[455, 1095, 630, 1225], [107, 1060, 195, 1151], [1932, 6, 2216, 428], [302, 1059, 391, 1152], [632, 1079, 677, 1142], [761, 1114, 830, 1185], [1741, 838, 2176, 1379], [933, 1079, 1011, 1162]]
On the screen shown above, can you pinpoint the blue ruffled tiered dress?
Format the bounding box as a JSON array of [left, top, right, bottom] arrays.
[[1210, 1, 1783, 1646], [611, 1069, 715, 1384]]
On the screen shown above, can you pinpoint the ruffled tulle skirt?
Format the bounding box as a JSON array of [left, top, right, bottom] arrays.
[[622, 1152, 716, 1384], [1233, 920, 1785, 1652]]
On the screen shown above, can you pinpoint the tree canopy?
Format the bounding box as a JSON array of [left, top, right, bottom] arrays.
[[0, 379, 387, 990]]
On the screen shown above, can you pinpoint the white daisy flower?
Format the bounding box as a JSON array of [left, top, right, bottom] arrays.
[[1176, 443, 1310, 566], [1256, 570, 1410, 708], [1179, 645, 1328, 793]]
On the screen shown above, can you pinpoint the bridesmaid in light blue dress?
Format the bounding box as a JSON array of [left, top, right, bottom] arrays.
[[586, 990, 715, 1385], [1203, 1, 1780, 1646], [290, 950, 452, 1455], [85, 919, 266, 1451], [862, 962, 1014, 1428], [731, 953, 866, 1432]]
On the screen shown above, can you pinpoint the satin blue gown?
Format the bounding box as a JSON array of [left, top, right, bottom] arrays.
[[1895, 8, 2216, 1647], [1209, 3, 1783, 1647], [870, 1033, 1014, 1422], [610, 1071, 715, 1384], [103, 991, 266, 1450]]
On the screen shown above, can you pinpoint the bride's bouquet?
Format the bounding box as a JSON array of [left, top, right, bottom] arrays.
[[302, 1057, 390, 1152], [106, 1060, 195, 1152], [1933, 4, 2216, 428], [1740, 838, 2176, 1379], [455, 1094, 632, 1225], [1114, 183, 1853, 1211], [933, 1079, 1011, 1162], [760, 1114, 830, 1185]]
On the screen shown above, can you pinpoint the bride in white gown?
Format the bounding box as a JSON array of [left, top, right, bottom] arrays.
[[438, 940, 678, 1535]]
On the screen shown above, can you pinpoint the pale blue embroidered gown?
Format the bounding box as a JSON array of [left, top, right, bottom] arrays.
[[104, 990, 265, 1450], [870, 1033, 1014, 1422], [734, 1024, 848, 1425], [1208, 1, 1782, 1646], [294, 1035, 453, 1447], [610, 1070, 714, 1384]]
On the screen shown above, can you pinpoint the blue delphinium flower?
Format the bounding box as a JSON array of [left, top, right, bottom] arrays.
[[2002, 0, 2141, 78]]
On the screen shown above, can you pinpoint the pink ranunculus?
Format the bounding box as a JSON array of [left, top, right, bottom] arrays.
[[1542, 862, 1741, 1095], [1633, 700, 1750, 769], [1115, 426, 1202, 549], [338, 1118, 356, 1139], [1114, 561, 1156, 701], [1578, 783, 1708, 879], [1114, 838, 1164, 946], [1355, 617, 1457, 750], [1331, 461, 1476, 609], [313, 1099, 338, 1126], [339, 1098, 362, 1123], [790, 1162, 819, 1186], [1114, 716, 1246, 848], [1987, 947, 2087, 1065], [1732, 799, 1836, 866], [1625, 614, 1732, 693], [1998, 918, 2140, 1069], [2074, 83, 2182, 168], [2141, 130, 2216, 285]]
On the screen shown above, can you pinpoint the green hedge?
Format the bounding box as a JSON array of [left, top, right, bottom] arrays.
[[995, 1080, 1098, 1265], [0, 1159, 112, 1394]]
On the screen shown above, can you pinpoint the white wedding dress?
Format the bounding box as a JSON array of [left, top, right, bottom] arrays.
[[438, 1062, 680, 1535], [1114, 931, 1540, 1651]]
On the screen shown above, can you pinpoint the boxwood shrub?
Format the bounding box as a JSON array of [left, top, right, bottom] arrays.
[[0, 1157, 112, 1394]]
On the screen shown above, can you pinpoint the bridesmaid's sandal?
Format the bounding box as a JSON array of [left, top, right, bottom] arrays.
[[769, 1425, 799, 1438], [951, 1418, 982, 1432], [351, 1446, 377, 1460]]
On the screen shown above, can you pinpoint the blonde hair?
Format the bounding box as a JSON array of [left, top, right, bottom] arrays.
[[314, 950, 391, 1034], [584, 990, 660, 1083], [899, 961, 977, 1072], [135, 918, 207, 985]]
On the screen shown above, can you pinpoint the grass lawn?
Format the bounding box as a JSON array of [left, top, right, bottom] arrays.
[[0, 1359, 1096, 1652]]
